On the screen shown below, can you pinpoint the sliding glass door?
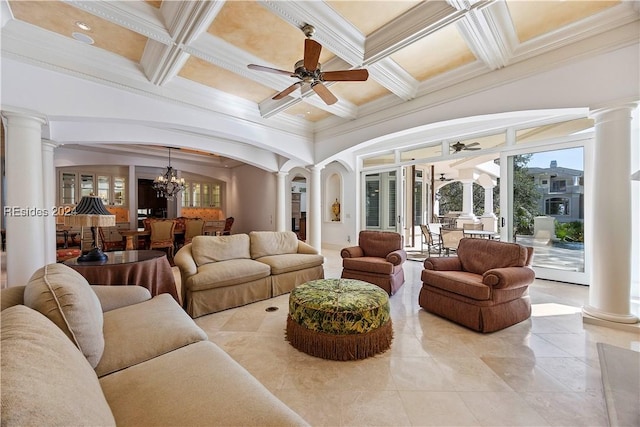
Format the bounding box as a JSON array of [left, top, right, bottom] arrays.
[[500, 141, 589, 284]]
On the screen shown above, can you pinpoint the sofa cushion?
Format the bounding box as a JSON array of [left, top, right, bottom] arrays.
[[187, 259, 271, 292], [100, 341, 308, 426], [191, 234, 251, 266], [421, 269, 491, 300], [95, 294, 208, 377], [23, 263, 104, 368], [250, 231, 299, 259], [1, 305, 115, 426], [256, 253, 324, 275], [456, 238, 528, 275], [343, 256, 394, 275], [1, 285, 25, 311]]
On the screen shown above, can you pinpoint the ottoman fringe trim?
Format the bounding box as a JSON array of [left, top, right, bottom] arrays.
[[286, 316, 393, 361]]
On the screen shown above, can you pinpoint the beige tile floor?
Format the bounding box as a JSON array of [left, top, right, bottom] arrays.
[[195, 248, 640, 427]]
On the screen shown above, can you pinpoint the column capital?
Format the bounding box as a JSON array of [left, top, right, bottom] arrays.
[[589, 102, 638, 121], [276, 171, 289, 178], [41, 138, 60, 150], [1, 108, 47, 126]]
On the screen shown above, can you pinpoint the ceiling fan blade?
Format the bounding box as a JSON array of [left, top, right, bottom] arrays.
[[311, 82, 338, 105], [247, 64, 294, 76], [304, 39, 322, 71], [466, 142, 480, 147], [321, 69, 369, 81], [272, 82, 302, 100], [465, 147, 482, 151]]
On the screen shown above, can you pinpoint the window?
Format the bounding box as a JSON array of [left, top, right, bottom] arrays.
[[546, 197, 570, 215], [550, 179, 566, 193], [366, 179, 380, 228]]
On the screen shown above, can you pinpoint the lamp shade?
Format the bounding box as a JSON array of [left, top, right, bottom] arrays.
[[64, 195, 116, 227]]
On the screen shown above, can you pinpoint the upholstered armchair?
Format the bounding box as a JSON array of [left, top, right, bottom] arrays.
[[420, 238, 535, 333], [148, 219, 176, 259], [340, 230, 407, 295], [98, 226, 126, 252]]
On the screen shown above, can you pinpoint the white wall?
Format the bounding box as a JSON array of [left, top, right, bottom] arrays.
[[322, 162, 357, 248], [230, 165, 276, 234]]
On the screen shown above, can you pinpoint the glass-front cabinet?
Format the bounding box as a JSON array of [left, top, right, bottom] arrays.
[[58, 168, 127, 206], [181, 180, 222, 208]]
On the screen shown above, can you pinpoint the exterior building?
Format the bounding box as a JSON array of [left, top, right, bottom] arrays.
[[529, 160, 584, 224]]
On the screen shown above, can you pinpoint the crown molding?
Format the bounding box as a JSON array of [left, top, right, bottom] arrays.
[[368, 58, 418, 101]]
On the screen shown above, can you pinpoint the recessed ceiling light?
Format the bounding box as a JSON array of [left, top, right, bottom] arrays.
[[75, 21, 91, 31], [72, 32, 94, 45]]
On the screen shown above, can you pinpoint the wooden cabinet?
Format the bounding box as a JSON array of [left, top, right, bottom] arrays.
[[58, 169, 127, 206], [292, 193, 301, 231]]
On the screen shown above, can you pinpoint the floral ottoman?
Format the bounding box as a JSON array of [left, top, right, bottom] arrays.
[[286, 278, 393, 360]]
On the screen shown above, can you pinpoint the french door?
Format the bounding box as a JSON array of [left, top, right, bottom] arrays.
[[500, 138, 591, 284], [363, 168, 403, 233]]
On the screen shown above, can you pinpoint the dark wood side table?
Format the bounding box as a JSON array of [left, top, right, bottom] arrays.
[[64, 250, 178, 302]]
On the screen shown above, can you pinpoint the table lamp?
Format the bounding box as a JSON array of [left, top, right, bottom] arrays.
[[64, 195, 116, 262]]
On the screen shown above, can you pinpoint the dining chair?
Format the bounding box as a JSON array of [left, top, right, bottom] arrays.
[[463, 222, 484, 238], [440, 228, 465, 256], [98, 226, 126, 252], [183, 218, 205, 245], [419, 224, 441, 255], [149, 219, 177, 259], [222, 217, 234, 235]]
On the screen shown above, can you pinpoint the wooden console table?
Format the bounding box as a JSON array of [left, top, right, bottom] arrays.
[[64, 250, 178, 301]]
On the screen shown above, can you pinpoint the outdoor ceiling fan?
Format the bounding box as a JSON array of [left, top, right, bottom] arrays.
[[247, 24, 369, 105], [439, 173, 453, 182], [451, 141, 481, 153]]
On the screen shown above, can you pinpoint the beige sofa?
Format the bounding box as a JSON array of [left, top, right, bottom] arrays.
[[0, 263, 308, 426], [175, 231, 325, 318]]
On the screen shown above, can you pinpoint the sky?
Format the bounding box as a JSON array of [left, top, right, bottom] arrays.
[[526, 147, 583, 171]]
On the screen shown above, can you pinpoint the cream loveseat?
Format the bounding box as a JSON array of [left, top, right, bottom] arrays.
[[175, 231, 325, 318], [0, 263, 308, 427]]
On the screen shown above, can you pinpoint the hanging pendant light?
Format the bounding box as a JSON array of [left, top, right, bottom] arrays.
[[153, 147, 185, 201]]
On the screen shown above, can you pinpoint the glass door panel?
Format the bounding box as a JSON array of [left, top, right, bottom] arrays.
[[60, 172, 76, 205], [97, 176, 110, 204], [113, 177, 126, 206], [80, 174, 94, 199], [364, 170, 397, 232], [502, 145, 587, 284]]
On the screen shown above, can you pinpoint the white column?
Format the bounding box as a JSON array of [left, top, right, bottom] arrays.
[[276, 172, 287, 231], [583, 104, 638, 325], [128, 165, 137, 229], [480, 184, 497, 231], [309, 166, 322, 252], [3, 111, 47, 286], [456, 179, 477, 227], [42, 139, 58, 264]]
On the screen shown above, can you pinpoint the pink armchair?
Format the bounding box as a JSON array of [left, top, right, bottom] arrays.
[[420, 238, 535, 332], [340, 230, 407, 295]]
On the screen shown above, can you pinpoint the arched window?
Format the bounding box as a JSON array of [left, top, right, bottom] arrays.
[[545, 197, 570, 215]]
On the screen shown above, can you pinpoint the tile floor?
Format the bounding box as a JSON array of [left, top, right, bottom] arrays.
[[195, 248, 640, 427]]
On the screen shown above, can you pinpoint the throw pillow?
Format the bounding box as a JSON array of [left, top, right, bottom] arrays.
[[24, 263, 105, 368]]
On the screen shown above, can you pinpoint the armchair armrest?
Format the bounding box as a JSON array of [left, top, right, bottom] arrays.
[[423, 256, 462, 271], [483, 267, 535, 289], [341, 246, 364, 258], [91, 285, 151, 312], [174, 244, 197, 278], [386, 249, 407, 265], [297, 241, 318, 254]]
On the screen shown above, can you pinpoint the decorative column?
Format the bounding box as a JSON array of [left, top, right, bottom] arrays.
[[480, 184, 497, 232], [309, 166, 322, 253], [583, 104, 638, 326], [276, 171, 287, 231], [128, 165, 137, 230], [456, 178, 477, 227], [2, 110, 48, 286], [42, 139, 58, 264]]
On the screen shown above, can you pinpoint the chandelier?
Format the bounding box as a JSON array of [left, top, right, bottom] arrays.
[[153, 147, 185, 201]]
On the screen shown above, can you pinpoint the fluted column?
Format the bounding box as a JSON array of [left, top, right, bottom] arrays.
[[276, 171, 287, 231], [583, 104, 638, 325], [42, 139, 58, 264], [309, 166, 322, 252], [2, 111, 47, 286]]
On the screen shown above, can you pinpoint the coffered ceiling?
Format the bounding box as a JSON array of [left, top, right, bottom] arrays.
[[3, 0, 629, 125]]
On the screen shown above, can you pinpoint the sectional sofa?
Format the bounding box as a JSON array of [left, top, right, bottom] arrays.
[[0, 263, 308, 426], [175, 231, 325, 317]]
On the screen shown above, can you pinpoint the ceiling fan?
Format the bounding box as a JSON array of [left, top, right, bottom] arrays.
[[439, 173, 453, 182], [247, 24, 369, 106], [451, 141, 481, 153]]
